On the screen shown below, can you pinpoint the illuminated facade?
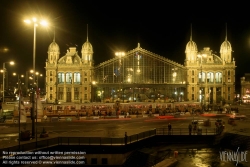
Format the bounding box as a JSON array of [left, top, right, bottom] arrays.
[[45, 30, 236, 104], [45, 36, 93, 103], [185, 33, 236, 104]]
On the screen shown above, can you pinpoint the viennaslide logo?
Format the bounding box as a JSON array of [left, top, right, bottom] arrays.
[[219, 147, 248, 166]]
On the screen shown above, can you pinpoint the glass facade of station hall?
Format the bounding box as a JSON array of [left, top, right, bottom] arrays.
[[93, 44, 186, 103]]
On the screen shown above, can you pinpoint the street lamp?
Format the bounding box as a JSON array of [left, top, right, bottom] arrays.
[[13, 73, 22, 150], [91, 81, 97, 102], [24, 17, 48, 139], [2, 61, 15, 103], [35, 72, 43, 89]]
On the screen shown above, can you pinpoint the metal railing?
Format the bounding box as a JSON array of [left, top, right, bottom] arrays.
[[0, 128, 218, 155], [156, 128, 218, 135]]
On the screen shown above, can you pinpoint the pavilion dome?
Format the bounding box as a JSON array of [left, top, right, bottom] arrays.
[[220, 40, 232, 54], [185, 40, 198, 53], [48, 40, 60, 53], [82, 40, 93, 54]]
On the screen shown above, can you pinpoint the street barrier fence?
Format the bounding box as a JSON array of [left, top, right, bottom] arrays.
[[0, 128, 218, 155]]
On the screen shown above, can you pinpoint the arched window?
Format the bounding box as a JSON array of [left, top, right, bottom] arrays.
[[215, 72, 222, 83], [207, 72, 214, 83], [66, 72, 72, 84], [198, 72, 206, 83], [74, 72, 81, 84], [58, 72, 65, 84]]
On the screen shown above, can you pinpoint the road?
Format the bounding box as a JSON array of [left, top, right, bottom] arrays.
[[1, 103, 250, 148]]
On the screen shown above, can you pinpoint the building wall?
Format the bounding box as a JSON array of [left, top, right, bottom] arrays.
[[45, 35, 236, 105]]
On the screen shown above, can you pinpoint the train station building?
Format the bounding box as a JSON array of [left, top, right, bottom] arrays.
[[45, 29, 236, 105]]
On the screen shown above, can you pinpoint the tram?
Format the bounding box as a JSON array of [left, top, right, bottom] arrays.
[[13, 101, 201, 117]]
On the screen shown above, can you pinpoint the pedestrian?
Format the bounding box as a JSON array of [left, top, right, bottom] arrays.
[[193, 124, 197, 134], [188, 124, 192, 135], [124, 132, 128, 145], [168, 123, 172, 135]]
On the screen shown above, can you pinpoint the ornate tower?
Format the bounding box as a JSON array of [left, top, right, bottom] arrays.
[[47, 35, 60, 64], [81, 25, 93, 65], [185, 25, 198, 64], [220, 24, 232, 64]]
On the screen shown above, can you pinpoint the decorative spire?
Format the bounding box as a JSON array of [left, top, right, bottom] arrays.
[[225, 23, 227, 41], [190, 23, 192, 41], [53, 27, 55, 42], [87, 24, 88, 42]]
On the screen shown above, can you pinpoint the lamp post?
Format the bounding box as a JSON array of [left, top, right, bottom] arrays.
[[13, 73, 22, 150], [35, 72, 43, 89], [2, 61, 15, 103], [24, 18, 48, 139]]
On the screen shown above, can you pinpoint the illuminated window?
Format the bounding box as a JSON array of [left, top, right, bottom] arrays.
[[74, 72, 80, 84], [58, 72, 65, 83], [207, 72, 214, 83], [215, 72, 222, 83], [198, 72, 206, 83], [66, 73, 72, 84]]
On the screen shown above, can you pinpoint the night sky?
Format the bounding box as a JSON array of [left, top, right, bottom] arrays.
[[0, 0, 250, 92]]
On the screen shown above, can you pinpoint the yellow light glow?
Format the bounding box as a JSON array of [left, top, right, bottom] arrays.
[[40, 20, 48, 27], [24, 18, 49, 27], [10, 61, 14, 65], [24, 20, 31, 24], [13, 73, 16, 76], [115, 52, 125, 56], [197, 54, 207, 58], [30, 70, 34, 73]]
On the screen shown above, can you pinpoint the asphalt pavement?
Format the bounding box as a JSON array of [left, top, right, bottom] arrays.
[[1, 103, 250, 167]]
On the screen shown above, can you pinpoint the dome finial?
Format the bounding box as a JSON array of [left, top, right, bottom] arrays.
[[225, 23, 227, 41], [190, 23, 192, 41], [87, 24, 88, 42], [53, 26, 55, 42]]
